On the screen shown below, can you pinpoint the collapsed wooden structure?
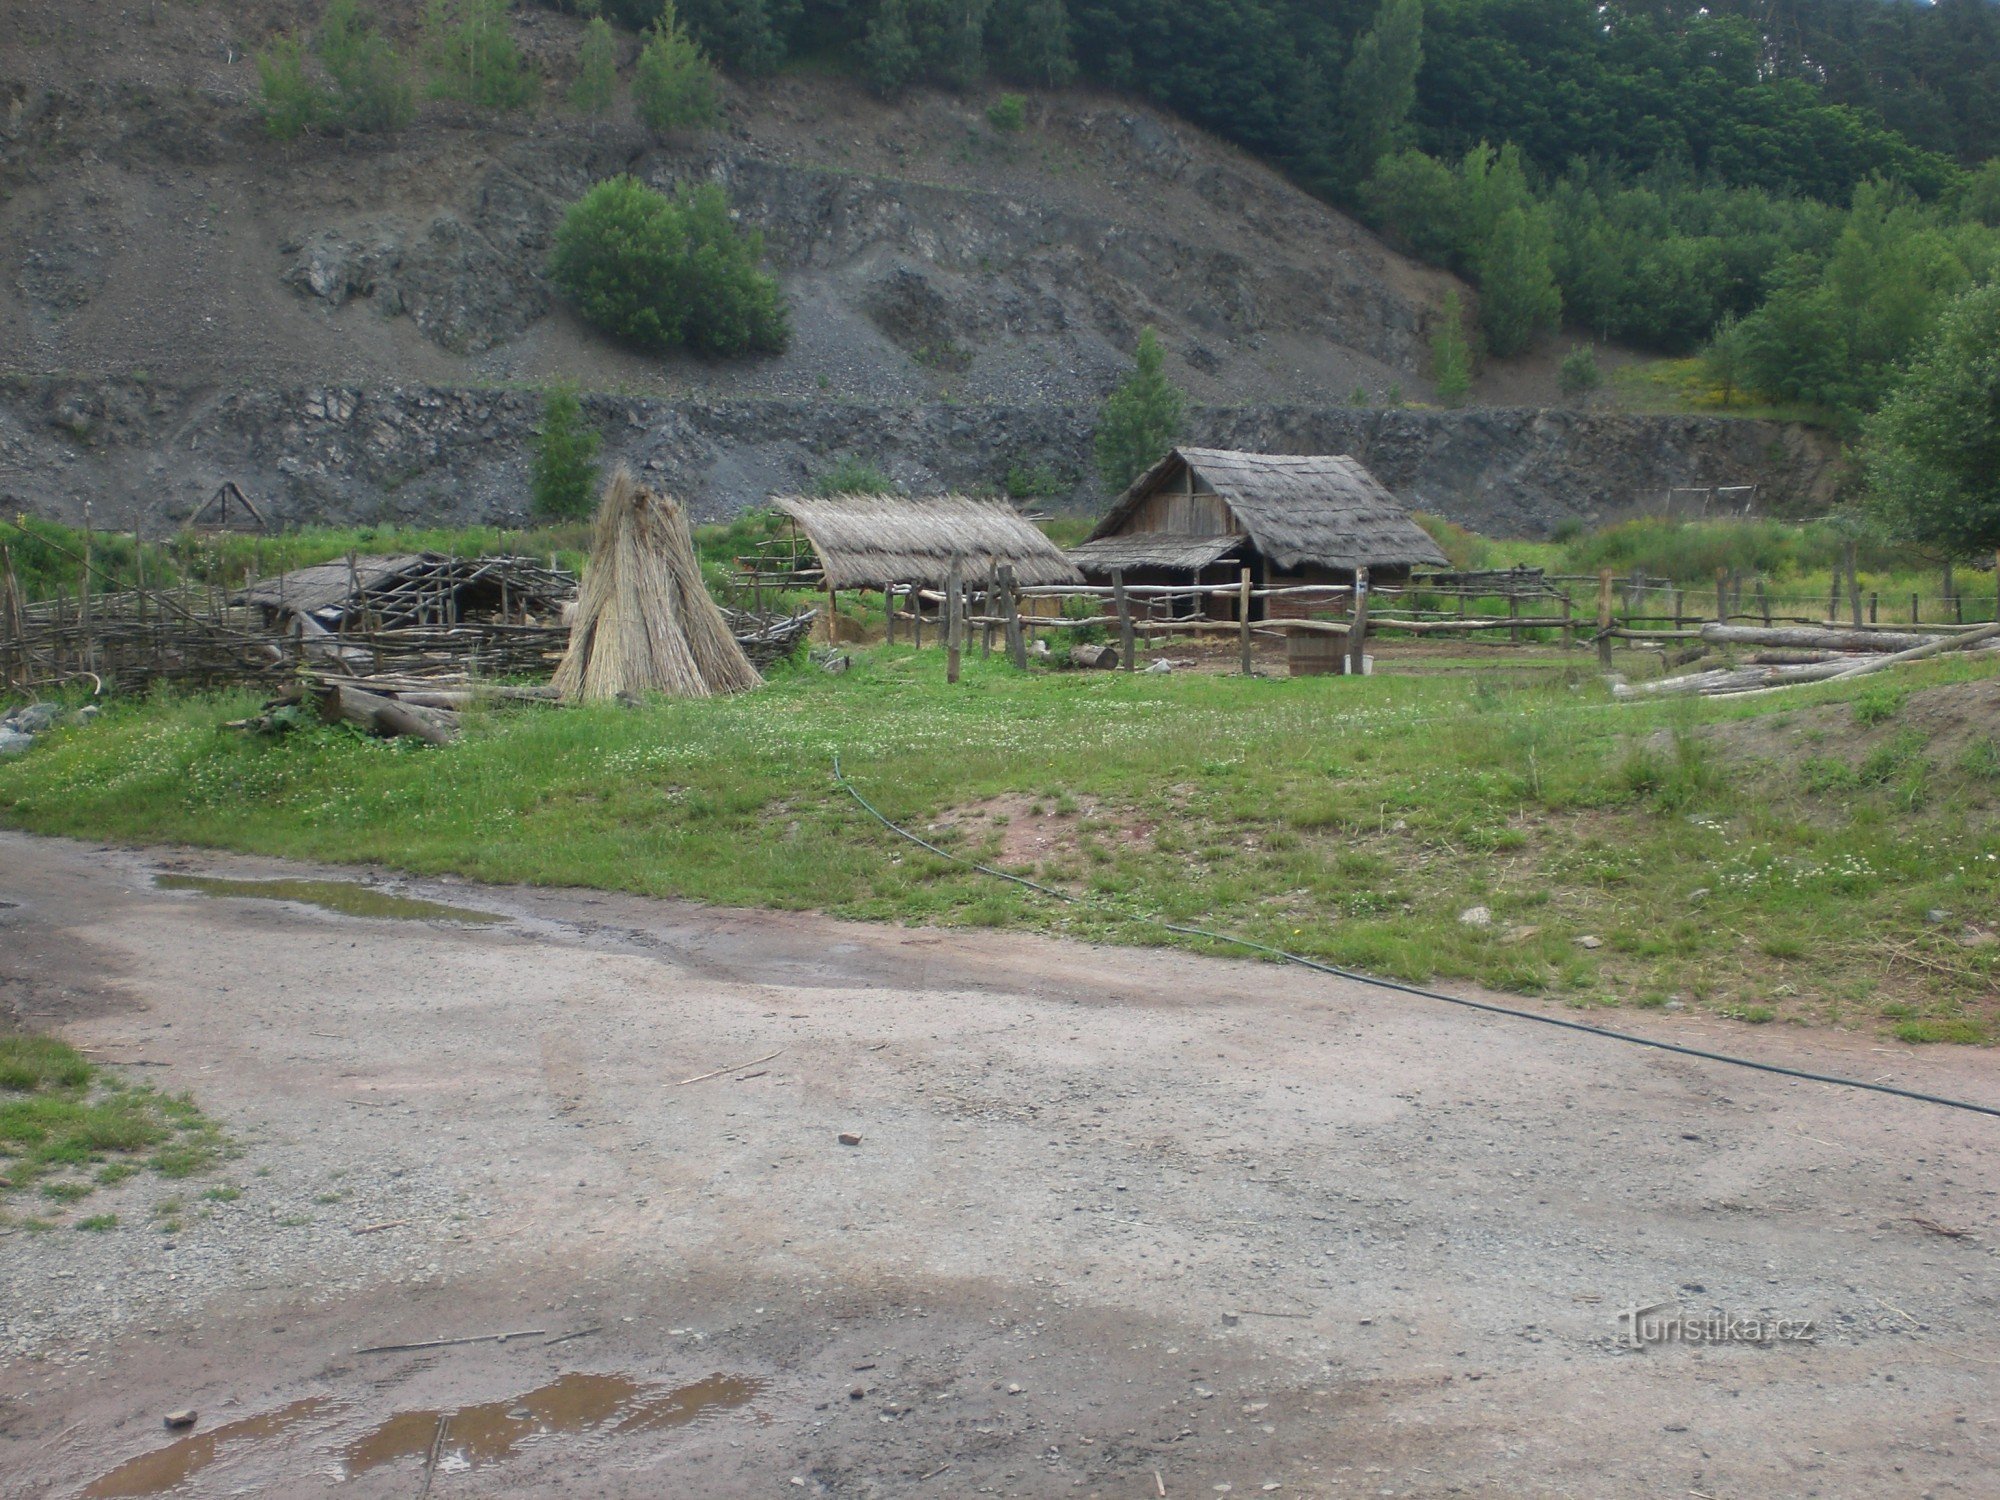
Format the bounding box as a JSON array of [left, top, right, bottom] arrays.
[[238, 553, 574, 633]]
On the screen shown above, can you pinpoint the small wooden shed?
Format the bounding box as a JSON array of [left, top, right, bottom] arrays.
[[1069, 448, 1448, 620]]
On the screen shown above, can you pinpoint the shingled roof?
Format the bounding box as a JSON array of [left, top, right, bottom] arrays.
[[772, 494, 1082, 591], [1084, 448, 1449, 572]]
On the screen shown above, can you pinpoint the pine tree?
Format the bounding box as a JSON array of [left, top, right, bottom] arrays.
[[316, 0, 414, 133], [1477, 205, 1561, 357], [678, 0, 788, 75], [257, 35, 325, 140], [533, 384, 602, 521], [864, 0, 921, 97], [570, 16, 618, 114], [1094, 328, 1186, 492], [632, 3, 720, 132], [423, 0, 537, 111], [992, 0, 1075, 87], [1337, 0, 1423, 190], [1431, 287, 1471, 406]]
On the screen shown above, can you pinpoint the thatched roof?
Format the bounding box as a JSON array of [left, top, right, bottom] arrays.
[[772, 495, 1083, 591], [1067, 533, 1247, 573], [1087, 448, 1449, 572]]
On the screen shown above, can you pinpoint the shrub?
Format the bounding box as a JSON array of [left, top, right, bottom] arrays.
[[257, 35, 324, 140], [532, 384, 602, 520], [570, 16, 619, 115], [813, 457, 895, 496], [1558, 343, 1601, 399], [317, 0, 414, 132], [1004, 461, 1063, 499], [549, 177, 789, 357], [1851, 685, 1906, 727], [1094, 328, 1186, 492], [987, 92, 1027, 132], [423, 0, 538, 111], [1431, 288, 1472, 407], [1412, 512, 1493, 570], [632, 4, 719, 133]]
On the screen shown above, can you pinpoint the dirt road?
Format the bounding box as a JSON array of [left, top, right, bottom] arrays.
[[2, 832, 1996, 1497]]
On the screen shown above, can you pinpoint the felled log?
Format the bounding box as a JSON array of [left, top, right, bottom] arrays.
[[1069, 642, 1119, 669], [314, 683, 460, 745], [1699, 624, 1937, 653]]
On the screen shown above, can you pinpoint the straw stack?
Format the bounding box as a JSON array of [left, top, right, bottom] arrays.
[[552, 468, 762, 702]]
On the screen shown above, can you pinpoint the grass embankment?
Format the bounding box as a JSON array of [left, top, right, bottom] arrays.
[[0, 1036, 229, 1231], [3, 651, 1996, 1043]]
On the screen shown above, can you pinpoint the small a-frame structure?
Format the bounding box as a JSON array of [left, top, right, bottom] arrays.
[[185, 481, 269, 534]]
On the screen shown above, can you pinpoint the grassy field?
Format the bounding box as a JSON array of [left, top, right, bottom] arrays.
[[3, 645, 1996, 1045]]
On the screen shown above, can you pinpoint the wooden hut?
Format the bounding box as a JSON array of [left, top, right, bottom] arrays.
[[1069, 448, 1448, 620], [769, 495, 1082, 593], [237, 553, 575, 633]]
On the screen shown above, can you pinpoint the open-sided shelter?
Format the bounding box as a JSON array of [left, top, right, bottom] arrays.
[[769, 494, 1082, 593], [1069, 447, 1448, 619]]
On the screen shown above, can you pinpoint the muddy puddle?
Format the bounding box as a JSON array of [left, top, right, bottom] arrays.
[[343, 1372, 764, 1478], [79, 1374, 761, 1495], [81, 1397, 333, 1498], [155, 874, 505, 925]]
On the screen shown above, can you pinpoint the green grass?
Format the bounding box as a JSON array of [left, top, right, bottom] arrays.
[[3, 646, 1997, 1041], [0, 1036, 229, 1205]]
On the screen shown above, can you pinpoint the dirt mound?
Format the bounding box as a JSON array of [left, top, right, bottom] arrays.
[[1701, 675, 2000, 781]]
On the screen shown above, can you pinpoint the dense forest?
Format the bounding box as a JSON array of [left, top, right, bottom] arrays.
[[542, 1, 2000, 428]]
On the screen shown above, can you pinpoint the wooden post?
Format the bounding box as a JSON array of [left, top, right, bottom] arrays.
[[826, 582, 839, 646], [79, 504, 94, 675], [1111, 568, 1135, 672], [886, 584, 898, 644], [1910, 592, 1919, 625], [1943, 559, 1955, 615], [1715, 567, 1728, 624], [1596, 568, 1613, 670], [1347, 566, 1370, 677], [1560, 590, 1573, 650], [1238, 567, 1253, 676], [1826, 569, 1840, 624], [912, 585, 923, 649], [1868, 590, 1877, 624], [1845, 542, 1862, 627], [0, 543, 16, 692], [1507, 588, 1520, 644], [1755, 577, 1771, 627], [1000, 565, 1026, 669], [981, 570, 995, 657], [945, 561, 964, 684]]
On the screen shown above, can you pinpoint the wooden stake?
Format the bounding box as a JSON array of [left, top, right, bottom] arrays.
[[1596, 568, 1614, 670], [1000, 565, 1026, 669], [1755, 576, 1771, 626], [1845, 541, 1862, 627], [1715, 566, 1728, 624], [945, 560, 964, 684], [885, 584, 897, 644], [1238, 567, 1252, 676], [1347, 566, 1370, 677], [1111, 567, 1135, 671]]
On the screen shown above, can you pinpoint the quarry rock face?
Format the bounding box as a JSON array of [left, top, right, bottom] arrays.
[[0, 376, 1841, 537]]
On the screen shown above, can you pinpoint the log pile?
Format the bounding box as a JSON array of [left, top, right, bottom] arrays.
[[1613, 621, 2000, 699]]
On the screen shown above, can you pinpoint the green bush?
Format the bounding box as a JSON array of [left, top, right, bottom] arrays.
[[1558, 343, 1601, 398], [257, 35, 323, 140], [1004, 462, 1063, 499], [532, 384, 602, 520], [423, 0, 538, 110], [632, 4, 719, 133], [1561, 516, 1897, 584], [987, 92, 1027, 132], [813, 457, 895, 496], [317, 0, 415, 132], [549, 177, 789, 358], [570, 16, 619, 114]]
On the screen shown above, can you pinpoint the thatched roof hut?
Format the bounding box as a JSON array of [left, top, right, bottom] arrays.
[[1074, 448, 1448, 575], [771, 494, 1082, 591]]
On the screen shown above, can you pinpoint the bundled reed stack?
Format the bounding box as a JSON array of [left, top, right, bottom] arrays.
[[553, 468, 762, 702]]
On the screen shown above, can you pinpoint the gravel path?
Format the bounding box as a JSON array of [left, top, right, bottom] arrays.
[[2, 831, 1996, 1498]]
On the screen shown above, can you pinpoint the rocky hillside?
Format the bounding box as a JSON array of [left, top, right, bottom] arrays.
[[0, 0, 1841, 531]]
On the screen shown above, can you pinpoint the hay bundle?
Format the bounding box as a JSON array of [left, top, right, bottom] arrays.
[[553, 468, 762, 702]]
